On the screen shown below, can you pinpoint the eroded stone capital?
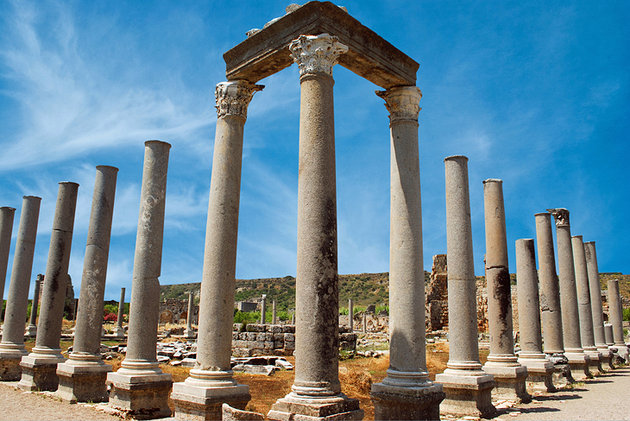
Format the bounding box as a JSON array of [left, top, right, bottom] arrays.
[[289, 33, 348, 77], [215, 81, 264, 120], [547, 208, 570, 228], [375, 86, 422, 122]]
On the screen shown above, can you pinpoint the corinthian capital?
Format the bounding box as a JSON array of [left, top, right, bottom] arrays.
[[289, 33, 348, 77], [215, 81, 264, 120], [547, 208, 570, 228], [376, 86, 422, 122]]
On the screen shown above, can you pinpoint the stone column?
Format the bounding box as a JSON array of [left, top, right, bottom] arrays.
[[362, 313, 367, 333], [348, 299, 353, 331], [607, 279, 629, 362], [25, 275, 43, 337], [171, 80, 261, 421], [604, 323, 614, 346], [271, 300, 277, 325], [435, 156, 495, 418], [0, 207, 15, 308], [114, 287, 126, 338], [547, 208, 591, 380], [584, 242, 612, 370], [184, 292, 195, 339], [572, 235, 601, 373], [480, 180, 529, 402], [19, 182, 79, 392], [107, 141, 172, 418], [515, 239, 555, 392], [56, 166, 118, 402], [268, 34, 362, 421], [370, 86, 443, 420], [260, 295, 267, 325], [0, 196, 40, 380]]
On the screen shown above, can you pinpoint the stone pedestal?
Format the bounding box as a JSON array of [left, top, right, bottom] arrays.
[[0, 196, 41, 381], [481, 180, 530, 403], [57, 166, 117, 402], [19, 182, 78, 392], [107, 141, 172, 419], [114, 287, 126, 338], [435, 156, 496, 418], [584, 241, 613, 371], [268, 34, 362, 421], [548, 209, 592, 380], [607, 279, 629, 363], [369, 86, 444, 419], [172, 81, 261, 420], [25, 275, 43, 338], [515, 238, 556, 392]]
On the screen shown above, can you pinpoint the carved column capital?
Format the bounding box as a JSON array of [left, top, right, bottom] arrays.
[[215, 80, 264, 120], [289, 33, 348, 77], [547, 208, 570, 228], [376, 86, 422, 123]]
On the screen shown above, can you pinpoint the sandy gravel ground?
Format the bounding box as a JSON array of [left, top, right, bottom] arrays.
[[499, 367, 630, 421], [0, 382, 121, 421]]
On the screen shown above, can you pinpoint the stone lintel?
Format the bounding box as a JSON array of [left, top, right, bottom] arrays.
[[223, 1, 418, 89]]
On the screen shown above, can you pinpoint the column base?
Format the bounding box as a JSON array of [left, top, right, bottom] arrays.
[[482, 362, 531, 403], [584, 350, 604, 375], [597, 347, 613, 370], [267, 392, 363, 421], [107, 364, 173, 419], [370, 381, 444, 420], [18, 348, 65, 391], [435, 369, 496, 418], [222, 403, 264, 420], [25, 325, 37, 338], [56, 357, 112, 403], [518, 357, 556, 392], [611, 345, 629, 364], [565, 352, 592, 380], [171, 369, 251, 421], [0, 344, 28, 381]]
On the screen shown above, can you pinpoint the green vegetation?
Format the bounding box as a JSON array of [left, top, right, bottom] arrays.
[[624, 307, 630, 322]]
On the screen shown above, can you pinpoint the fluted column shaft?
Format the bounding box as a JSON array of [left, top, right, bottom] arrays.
[[125, 141, 171, 364], [34, 182, 79, 352], [73, 166, 118, 356], [535, 212, 564, 354], [1, 197, 41, 347], [571, 236, 596, 352], [584, 242, 606, 349], [0, 207, 15, 304]]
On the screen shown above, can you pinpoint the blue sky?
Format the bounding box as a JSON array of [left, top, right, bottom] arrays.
[[0, 1, 628, 301]]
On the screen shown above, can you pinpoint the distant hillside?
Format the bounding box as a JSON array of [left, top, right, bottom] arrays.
[[160, 271, 629, 310]]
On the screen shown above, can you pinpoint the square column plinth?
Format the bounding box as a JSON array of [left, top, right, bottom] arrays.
[[107, 368, 173, 419], [371, 382, 444, 420], [518, 358, 556, 393], [435, 370, 496, 418], [171, 373, 251, 421], [482, 362, 531, 402], [565, 352, 592, 381], [0, 345, 28, 381], [56, 359, 112, 403], [267, 393, 363, 421], [18, 349, 64, 391]]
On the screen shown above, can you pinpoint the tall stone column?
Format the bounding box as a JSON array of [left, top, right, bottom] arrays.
[[548, 208, 591, 380], [260, 294, 267, 325], [370, 86, 443, 420], [348, 299, 353, 331], [184, 291, 195, 339], [107, 141, 172, 418], [571, 235, 601, 373], [515, 239, 555, 392], [0, 207, 15, 308], [607, 279, 629, 363], [480, 180, 529, 402], [0, 196, 40, 380], [435, 156, 496, 418], [114, 287, 126, 338], [604, 323, 614, 346], [19, 182, 79, 392], [271, 300, 277, 325], [56, 166, 118, 402], [268, 34, 362, 421], [584, 242, 613, 369], [171, 80, 261, 420], [25, 274, 43, 337]]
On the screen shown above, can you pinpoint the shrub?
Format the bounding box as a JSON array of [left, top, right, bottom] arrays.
[[104, 312, 117, 322], [623, 307, 630, 322]]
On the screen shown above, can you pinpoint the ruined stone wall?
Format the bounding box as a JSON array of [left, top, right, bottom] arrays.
[[159, 298, 198, 324]]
